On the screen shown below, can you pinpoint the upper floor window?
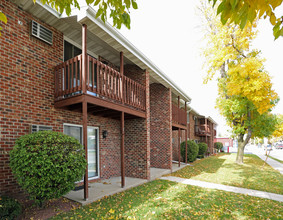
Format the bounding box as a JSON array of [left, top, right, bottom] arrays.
[[64, 41, 82, 61]]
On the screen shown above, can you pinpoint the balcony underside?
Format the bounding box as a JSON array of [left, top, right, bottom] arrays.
[[172, 123, 187, 130], [55, 94, 146, 119], [195, 132, 211, 137]]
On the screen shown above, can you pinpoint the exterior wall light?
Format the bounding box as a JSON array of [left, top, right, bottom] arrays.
[[102, 130, 108, 139]]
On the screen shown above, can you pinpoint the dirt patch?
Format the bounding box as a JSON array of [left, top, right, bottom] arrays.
[[18, 197, 80, 220]]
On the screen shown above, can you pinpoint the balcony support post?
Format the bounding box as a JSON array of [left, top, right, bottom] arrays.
[[178, 128, 181, 167], [120, 52, 124, 104], [185, 102, 187, 164], [121, 111, 125, 188], [177, 96, 180, 123], [82, 101, 88, 200], [82, 24, 87, 94], [205, 118, 208, 153]]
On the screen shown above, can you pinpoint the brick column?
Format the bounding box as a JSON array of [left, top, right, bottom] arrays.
[[150, 84, 172, 169]]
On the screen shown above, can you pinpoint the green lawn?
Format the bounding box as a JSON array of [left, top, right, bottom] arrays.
[[52, 180, 283, 219], [269, 155, 283, 164], [171, 153, 283, 194]]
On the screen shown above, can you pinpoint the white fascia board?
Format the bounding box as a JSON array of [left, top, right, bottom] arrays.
[[207, 116, 218, 125], [76, 6, 191, 103], [35, 0, 61, 18]]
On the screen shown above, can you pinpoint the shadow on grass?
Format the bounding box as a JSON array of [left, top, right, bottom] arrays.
[[163, 183, 283, 219], [171, 153, 283, 194], [170, 153, 228, 179], [219, 154, 283, 194], [51, 179, 283, 219], [51, 180, 179, 219]]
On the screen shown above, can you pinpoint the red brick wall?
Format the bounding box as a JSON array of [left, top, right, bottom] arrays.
[[124, 65, 150, 179], [150, 83, 172, 169]]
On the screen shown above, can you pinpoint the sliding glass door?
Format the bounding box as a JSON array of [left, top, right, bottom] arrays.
[[87, 127, 99, 179], [63, 124, 99, 180]]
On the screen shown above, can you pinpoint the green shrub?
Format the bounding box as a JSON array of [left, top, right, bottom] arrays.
[[10, 131, 87, 206], [198, 142, 208, 158], [181, 140, 199, 162], [0, 196, 22, 220], [214, 142, 223, 151]]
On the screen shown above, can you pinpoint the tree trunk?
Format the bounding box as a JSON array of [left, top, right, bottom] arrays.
[[236, 141, 245, 164], [235, 130, 252, 164]]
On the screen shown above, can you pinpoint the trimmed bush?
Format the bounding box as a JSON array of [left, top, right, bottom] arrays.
[[181, 140, 199, 162], [10, 131, 87, 205], [198, 142, 208, 158], [0, 196, 22, 220], [214, 142, 223, 152]]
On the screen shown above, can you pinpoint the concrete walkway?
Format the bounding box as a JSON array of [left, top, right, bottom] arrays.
[[65, 177, 147, 205], [253, 152, 283, 175], [160, 176, 283, 202]]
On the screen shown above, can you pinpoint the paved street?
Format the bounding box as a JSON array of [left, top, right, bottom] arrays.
[[228, 144, 283, 161]]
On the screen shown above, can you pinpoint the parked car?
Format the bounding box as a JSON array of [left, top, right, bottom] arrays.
[[275, 143, 283, 149]]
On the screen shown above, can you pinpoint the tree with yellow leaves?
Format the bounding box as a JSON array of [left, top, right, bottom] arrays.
[[208, 0, 283, 39], [272, 114, 283, 141], [201, 1, 279, 164]]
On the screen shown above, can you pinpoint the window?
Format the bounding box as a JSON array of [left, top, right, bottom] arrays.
[[64, 41, 82, 62], [187, 113, 190, 124], [30, 124, 52, 133], [63, 124, 82, 144]]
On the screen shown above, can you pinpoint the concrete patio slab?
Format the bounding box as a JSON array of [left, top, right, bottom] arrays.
[[150, 163, 188, 180], [65, 162, 189, 206], [65, 177, 147, 206]]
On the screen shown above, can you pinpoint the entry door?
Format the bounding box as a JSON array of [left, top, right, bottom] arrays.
[[87, 127, 99, 179], [63, 124, 99, 180]]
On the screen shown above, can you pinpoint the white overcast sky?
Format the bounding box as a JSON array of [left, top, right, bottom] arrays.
[[115, 0, 283, 137]]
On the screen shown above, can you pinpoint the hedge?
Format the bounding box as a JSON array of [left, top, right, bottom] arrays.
[[198, 142, 208, 158], [181, 140, 199, 162], [10, 131, 87, 206]]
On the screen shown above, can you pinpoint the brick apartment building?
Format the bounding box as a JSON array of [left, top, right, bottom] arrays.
[[172, 108, 217, 161], [0, 0, 217, 199]]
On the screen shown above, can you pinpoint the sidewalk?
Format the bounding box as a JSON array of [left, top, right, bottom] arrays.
[[253, 152, 283, 175], [160, 176, 283, 202]]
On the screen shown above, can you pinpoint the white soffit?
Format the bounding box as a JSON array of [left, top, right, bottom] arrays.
[[15, 0, 191, 103]]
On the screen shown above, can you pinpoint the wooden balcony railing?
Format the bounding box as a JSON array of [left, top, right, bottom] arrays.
[[54, 55, 146, 111], [172, 104, 187, 126], [195, 124, 211, 136]]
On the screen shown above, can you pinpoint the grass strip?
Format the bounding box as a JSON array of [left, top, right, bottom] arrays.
[[170, 153, 283, 194], [52, 180, 283, 219], [269, 155, 283, 164]]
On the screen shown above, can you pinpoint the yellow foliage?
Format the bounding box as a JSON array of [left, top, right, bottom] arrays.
[[226, 57, 278, 114], [210, 0, 283, 39]]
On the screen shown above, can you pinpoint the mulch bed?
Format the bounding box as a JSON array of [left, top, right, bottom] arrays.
[[17, 196, 80, 220]]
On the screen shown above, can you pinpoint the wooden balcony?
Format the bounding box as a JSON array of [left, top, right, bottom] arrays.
[[172, 103, 187, 129], [195, 124, 211, 136], [54, 54, 146, 118]]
